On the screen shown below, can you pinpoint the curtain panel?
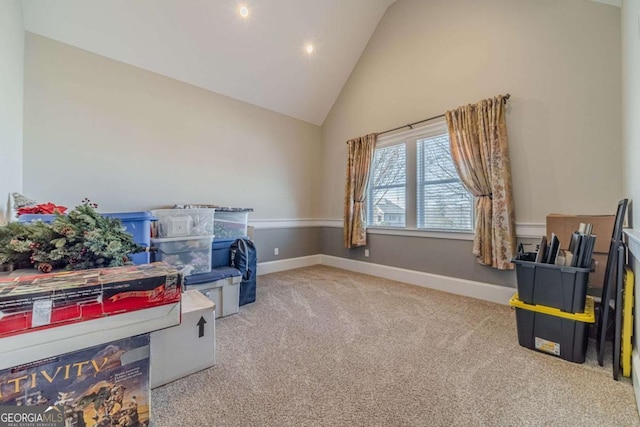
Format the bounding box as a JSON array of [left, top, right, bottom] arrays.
[[445, 95, 516, 270], [344, 134, 377, 248]]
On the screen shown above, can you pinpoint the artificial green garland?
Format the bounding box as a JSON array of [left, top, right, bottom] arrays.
[[0, 203, 144, 273]]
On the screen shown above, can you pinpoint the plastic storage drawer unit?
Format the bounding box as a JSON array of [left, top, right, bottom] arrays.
[[512, 259, 590, 313], [152, 208, 215, 238], [214, 210, 250, 240], [151, 235, 213, 276], [509, 294, 595, 363]]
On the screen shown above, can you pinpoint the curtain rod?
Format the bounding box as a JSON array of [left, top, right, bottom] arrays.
[[373, 93, 510, 138]]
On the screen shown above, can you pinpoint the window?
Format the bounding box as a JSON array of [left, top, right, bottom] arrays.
[[367, 121, 473, 232]]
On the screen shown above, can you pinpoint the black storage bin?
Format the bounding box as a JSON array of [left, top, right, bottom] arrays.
[[509, 294, 595, 363], [513, 258, 590, 313]]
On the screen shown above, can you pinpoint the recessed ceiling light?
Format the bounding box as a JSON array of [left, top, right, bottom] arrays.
[[306, 44, 314, 54], [239, 6, 249, 18]]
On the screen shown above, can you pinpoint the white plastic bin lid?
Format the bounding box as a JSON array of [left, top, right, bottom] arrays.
[[181, 289, 215, 313]]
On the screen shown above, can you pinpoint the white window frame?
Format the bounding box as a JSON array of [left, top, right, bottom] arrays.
[[366, 120, 474, 241]]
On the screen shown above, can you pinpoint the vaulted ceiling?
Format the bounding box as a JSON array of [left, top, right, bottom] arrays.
[[22, 0, 396, 125]]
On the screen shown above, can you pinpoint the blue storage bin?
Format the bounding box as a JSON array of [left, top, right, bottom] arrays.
[[212, 239, 235, 268], [18, 214, 56, 223], [103, 212, 154, 265], [19, 211, 154, 265], [102, 212, 154, 245]]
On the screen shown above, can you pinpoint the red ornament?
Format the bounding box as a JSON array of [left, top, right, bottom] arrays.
[[17, 202, 67, 216]]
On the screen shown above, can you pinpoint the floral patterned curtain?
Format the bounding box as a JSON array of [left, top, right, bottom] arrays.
[[445, 95, 516, 270], [344, 134, 377, 248]]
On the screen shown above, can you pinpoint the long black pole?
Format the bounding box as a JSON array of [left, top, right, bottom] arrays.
[[371, 93, 510, 138]]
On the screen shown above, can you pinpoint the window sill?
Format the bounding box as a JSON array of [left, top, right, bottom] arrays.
[[366, 226, 474, 241]]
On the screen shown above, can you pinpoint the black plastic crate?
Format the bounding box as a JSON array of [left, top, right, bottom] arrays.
[[513, 258, 590, 313], [509, 294, 595, 363]]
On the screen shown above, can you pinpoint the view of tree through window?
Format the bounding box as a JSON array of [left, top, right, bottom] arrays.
[[366, 125, 473, 232], [367, 144, 406, 227], [417, 135, 473, 230]]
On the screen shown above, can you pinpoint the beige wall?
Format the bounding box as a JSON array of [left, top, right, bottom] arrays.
[[23, 33, 322, 218], [321, 0, 622, 223], [0, 1, 24, 222], [623, 0, 640, 228]]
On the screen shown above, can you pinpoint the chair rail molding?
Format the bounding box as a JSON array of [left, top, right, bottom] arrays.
[[250, 218, 545, 238]]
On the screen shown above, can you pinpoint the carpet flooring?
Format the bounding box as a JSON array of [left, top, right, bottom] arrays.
[[152, 265, 639, 426]]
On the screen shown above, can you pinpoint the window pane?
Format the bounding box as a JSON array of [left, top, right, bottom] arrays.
[[372, 187, 406, 227], [368, 144, 406, 227], [422, 135, 458, 182], [421, 181, 473, 230], [417, 135, 473, 231]]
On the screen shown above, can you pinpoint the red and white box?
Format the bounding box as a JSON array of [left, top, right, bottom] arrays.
[[0, 262, 182, 338]]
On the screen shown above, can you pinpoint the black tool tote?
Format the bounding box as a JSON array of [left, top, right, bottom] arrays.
[[231, 238, 257, 306]]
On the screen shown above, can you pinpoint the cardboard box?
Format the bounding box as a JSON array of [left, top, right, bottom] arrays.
[[0, 262, 181, 338], [0, 334, 151, 426], [151, 290, 215, 388], [0, 302, 180, 370], [546, 214, 615, 254]]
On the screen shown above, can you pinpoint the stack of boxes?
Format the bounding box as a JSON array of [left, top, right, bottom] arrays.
[[510, 256, 595, 363], [509, 215, 616, 363], [0, 263, 185, 423], [150, 207, 251, 318], [186, 208, 252, 318], [151, 208, 216, 276]]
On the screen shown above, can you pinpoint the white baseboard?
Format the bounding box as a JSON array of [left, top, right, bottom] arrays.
[[320, 255, 515, 305], [257, 255, 322, 276], [257, 254, 515, 305]]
